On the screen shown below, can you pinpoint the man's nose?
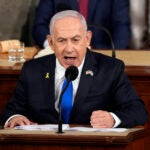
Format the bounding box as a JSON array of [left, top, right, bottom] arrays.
[[65, 41, 73, 52]]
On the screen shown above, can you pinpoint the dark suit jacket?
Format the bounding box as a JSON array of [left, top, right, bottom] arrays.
[[0, 50, 148, 127], [32, 0, 131, 49]]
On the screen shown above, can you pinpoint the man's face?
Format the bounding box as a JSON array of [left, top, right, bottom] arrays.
[[48, 17, 92, 68]]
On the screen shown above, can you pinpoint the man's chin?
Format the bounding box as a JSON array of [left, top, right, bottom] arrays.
[[65, 64, 76, 68]]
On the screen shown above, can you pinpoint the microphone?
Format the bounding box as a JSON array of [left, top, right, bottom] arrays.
[[65, 65, 79, 81], [57, 66, 78, 133], [88, 24, 116, 58]]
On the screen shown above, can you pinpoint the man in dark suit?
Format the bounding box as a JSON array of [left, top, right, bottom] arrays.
[[32, 0, 131, 49], [0, 10, 147, 128]]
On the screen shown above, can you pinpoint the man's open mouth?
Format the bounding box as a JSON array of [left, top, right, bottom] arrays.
[[64, 56, 76, 60], [64, 56, 76, 65]]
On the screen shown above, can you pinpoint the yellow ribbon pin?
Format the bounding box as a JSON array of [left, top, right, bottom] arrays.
[[45, 72, 50, 79]]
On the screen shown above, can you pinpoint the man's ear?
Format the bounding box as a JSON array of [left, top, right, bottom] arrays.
[[47, 35, 54, 49], [86, 30, 92, 48]]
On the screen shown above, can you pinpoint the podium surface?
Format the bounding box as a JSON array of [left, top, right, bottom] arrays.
[[0, 128, 149, 150]]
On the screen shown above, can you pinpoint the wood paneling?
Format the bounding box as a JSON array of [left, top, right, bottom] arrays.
[[0, 128, 149, 150]]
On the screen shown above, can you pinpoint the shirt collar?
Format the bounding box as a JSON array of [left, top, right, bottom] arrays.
[[55, 59, 65, 80]]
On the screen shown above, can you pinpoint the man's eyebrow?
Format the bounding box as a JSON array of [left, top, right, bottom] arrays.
[[57, 37, 66, 40], [57, 35, 81, 40], [72, 35, 81, 38]]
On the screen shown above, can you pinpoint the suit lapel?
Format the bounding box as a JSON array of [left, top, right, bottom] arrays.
[[71, 50, 98, 117], [40, 55, 58, 116]]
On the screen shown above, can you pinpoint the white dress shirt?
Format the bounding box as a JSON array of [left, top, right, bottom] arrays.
[[54, 58, 84, 111]]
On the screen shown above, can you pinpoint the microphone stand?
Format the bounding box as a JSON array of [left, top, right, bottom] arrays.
[[88, 24, 116, 58], [57, 80, 70, 134]]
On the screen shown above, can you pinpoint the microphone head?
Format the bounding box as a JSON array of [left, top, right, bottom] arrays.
[[65, 66, 79, 82]]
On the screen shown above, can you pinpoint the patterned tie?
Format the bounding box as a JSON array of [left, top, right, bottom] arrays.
[[79, 0, 89, 20], [61, 79, 73, 123]]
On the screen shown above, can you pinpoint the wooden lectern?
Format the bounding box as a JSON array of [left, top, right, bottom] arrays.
[[0, 128, 149, 150]]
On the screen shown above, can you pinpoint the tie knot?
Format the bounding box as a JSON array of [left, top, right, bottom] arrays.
[[62, 79, 72, 90]]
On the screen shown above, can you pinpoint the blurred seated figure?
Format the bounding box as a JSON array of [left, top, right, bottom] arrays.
[[32, 0, 131, 50], [129, 0, 149, 49]]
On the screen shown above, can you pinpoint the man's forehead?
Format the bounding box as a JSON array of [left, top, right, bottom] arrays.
[[55, 29, 83, 39], [54, 17, 82, 28]]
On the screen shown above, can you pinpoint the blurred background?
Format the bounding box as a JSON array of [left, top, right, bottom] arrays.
[[0, 0, 149, 49]]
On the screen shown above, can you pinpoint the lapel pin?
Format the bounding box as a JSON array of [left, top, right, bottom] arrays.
[[45, 72, 50, 79], [85, 70, 94, 76]]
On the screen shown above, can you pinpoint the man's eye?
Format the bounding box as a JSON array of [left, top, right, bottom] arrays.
[[58, 39, 65, 43], [73, 38, 80, 42]]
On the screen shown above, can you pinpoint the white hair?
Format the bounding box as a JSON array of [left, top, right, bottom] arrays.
[[49, 10, 87, 39]]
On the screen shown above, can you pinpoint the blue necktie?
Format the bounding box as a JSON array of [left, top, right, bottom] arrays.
[[61, 79, 73, 123]]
